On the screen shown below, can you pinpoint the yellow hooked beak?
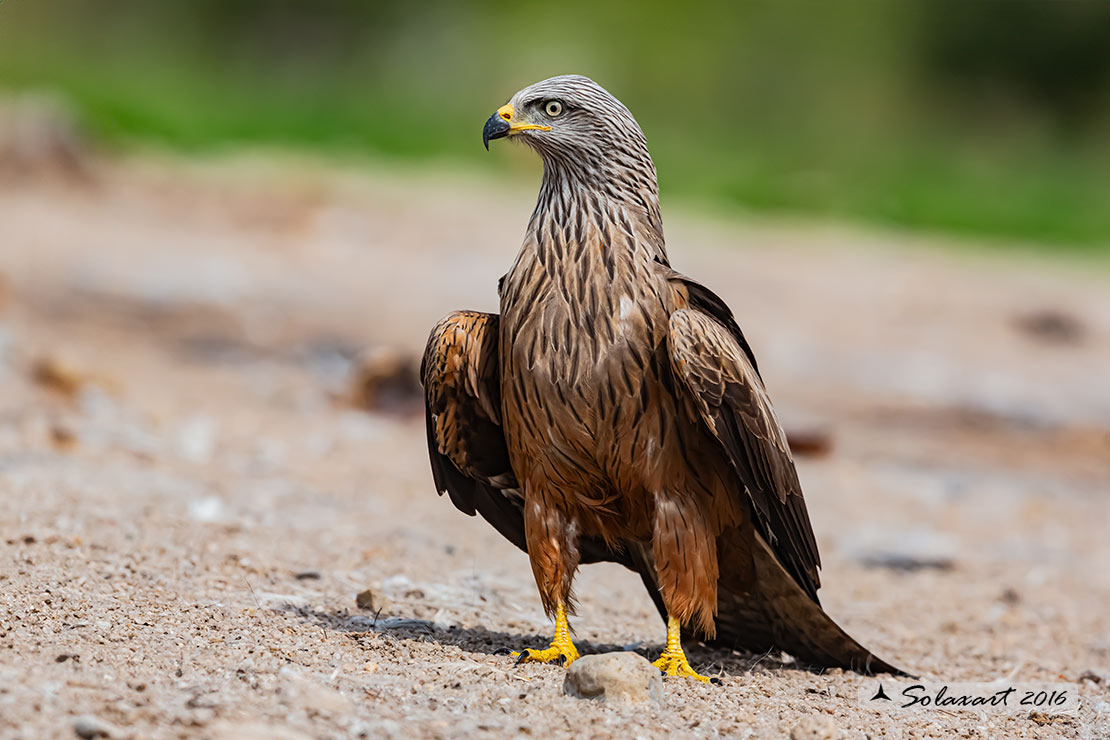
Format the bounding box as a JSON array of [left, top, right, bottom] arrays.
[[483, 103, 552, 150], [500, 104, 552, 134]]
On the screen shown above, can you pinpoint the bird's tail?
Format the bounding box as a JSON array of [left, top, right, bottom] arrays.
[[627, 532, 909, 676], [707, 533, 910, 676]]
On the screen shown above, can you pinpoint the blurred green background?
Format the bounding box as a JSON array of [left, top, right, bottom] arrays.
[[2, 0, 1109, 249]]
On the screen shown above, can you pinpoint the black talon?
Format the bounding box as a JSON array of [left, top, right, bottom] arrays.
[[493, 647, 512, 656], [514, 650, 531, 666], [710, 677, 723, 686]]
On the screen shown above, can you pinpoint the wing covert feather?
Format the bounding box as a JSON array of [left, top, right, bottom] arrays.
[[422, 311, 515, 492], [667, 306, 822, 601]]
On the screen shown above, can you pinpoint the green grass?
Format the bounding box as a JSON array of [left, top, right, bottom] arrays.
[[2, 0, 1108, 251], [665, 142, 1110, 248]]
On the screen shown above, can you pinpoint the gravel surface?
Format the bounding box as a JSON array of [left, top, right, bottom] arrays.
[[1, 152, 1108, 739]]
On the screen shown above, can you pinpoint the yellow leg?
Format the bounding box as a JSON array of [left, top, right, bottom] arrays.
[[652, 616, 710, 683], [512, 602, 579, 667]]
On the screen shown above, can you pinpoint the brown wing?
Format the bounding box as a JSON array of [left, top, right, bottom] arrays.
[[655, 259, 762, 380], [421, 310, 638, 567], [665, 302, 822, 602], [421, 311, 528, 551]]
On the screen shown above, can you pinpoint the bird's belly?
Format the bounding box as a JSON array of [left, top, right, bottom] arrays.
[[500, 307, 678, 532]]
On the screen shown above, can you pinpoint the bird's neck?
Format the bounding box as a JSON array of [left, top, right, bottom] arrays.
[[531, 157, 665, 249]]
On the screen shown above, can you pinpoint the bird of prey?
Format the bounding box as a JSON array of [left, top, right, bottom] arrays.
[[422, 75, 904, 681]]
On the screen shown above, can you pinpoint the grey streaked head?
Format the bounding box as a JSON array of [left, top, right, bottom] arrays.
[[479, 74, 652, 207], [482, 75, 655, 186]]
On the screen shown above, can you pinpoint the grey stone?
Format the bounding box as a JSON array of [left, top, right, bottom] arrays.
[[562, 652, 663, 706], [73, 715, 113, 739], [1078, 668, 1107, 684]]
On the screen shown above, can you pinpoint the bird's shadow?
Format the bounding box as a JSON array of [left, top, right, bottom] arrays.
[[283, 604, 785, 679]]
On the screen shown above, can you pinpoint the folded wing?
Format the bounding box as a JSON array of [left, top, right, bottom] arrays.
[[663, 277, 821, 601], [422, 311, 528, 551]]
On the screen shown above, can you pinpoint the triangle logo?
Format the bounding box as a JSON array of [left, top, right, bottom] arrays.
[[870, 683, 892, 701]]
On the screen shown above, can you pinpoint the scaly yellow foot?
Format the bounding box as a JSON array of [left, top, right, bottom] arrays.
[[511, 602, 579, 667], [652, 616, 711, 683]]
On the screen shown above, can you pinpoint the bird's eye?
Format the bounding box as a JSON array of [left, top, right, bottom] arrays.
[[545, 100, 564, 117]]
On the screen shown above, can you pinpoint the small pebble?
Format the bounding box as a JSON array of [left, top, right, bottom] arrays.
[[1078, 669, 1105, 684], [355, 589, 377, 610], [32, 354, 89, 398], [73, 715, 113, 739], [348, 347, 421, 414], [858, 553, 954, 572], [50, 424, 77, 451], [785, 427, 833, 457], [563, 652, 663, 706], [1014, 309, 1087, 345]]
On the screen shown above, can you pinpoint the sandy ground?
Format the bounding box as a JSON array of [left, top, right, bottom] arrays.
[[1, 151, 1109, 739]]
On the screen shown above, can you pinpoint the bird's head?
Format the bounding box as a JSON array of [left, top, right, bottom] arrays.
[[482, 75, 650, 167], [483, 75, 661, 228]]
